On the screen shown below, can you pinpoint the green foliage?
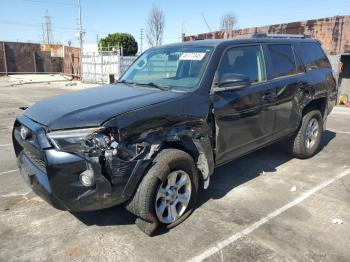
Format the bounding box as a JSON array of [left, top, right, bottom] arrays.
[[98, 33, 138, 56]]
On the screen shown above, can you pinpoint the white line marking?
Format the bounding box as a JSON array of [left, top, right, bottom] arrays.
[[0, 143, 12, 147], [332, 109, 350, 115], [0, 169, 18, 176], [1, 118, 15, 122], [0, 92, 32, 106], [1, 191, 31, 198], [327, 129, 350, 135], [188, 168, 350, 262]]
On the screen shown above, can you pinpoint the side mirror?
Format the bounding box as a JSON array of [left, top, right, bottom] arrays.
[[214, 73, 250, 92]]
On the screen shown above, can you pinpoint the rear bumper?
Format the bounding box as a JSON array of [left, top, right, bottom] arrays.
[[13, 116, 151, 212]]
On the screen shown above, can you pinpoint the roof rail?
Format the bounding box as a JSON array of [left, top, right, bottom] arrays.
[[252, 33, 311, 39]]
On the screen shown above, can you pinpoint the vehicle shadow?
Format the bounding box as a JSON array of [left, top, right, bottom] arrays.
[[71, 204, 136, 226], [197, 130, 336, 206], [72, 130, 336, 228]]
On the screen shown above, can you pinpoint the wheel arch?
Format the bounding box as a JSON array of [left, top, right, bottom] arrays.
[[159, 135, 215, 189], [302, 96, 328, 117]]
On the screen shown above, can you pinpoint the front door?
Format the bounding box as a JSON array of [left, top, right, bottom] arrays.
[[211, 44, 276, 165]]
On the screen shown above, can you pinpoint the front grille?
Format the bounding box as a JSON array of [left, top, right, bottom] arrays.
[[25, 150, 46, 173], [13, 119, 47, 173]]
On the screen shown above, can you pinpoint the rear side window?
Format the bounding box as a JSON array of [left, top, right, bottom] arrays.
[[267, 44, 296, 78], [297, 42, 331, 70]]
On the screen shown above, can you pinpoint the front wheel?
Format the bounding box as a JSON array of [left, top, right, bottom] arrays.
[[126, 149, 199, 235], [288, 109, 323, 159]]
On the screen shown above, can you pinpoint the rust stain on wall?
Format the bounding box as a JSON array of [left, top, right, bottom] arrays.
[[41, 44, 63, 57], [184, 15, 350, 55]]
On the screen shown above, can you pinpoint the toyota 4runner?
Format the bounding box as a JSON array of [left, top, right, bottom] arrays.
[[13, 35, 337, 235]]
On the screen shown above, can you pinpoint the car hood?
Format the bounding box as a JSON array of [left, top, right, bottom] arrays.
[[24, 83, 183, 130]]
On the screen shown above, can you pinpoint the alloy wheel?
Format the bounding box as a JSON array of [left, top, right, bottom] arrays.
[[154, 170, 192, 224], [305, 118, 319, 149]]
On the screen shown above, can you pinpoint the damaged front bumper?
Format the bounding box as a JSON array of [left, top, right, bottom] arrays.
[[13, 116, 151, 212]]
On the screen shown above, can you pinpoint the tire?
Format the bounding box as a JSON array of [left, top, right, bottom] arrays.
[[126, 149, 199, 235], [288, 109, 323, 159]]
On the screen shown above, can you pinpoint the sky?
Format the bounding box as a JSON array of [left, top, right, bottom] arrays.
[[0, 0, 349, 50]]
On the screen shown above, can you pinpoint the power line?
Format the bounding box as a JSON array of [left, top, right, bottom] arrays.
[[0, 19, 109, 34], [17, 0, 75, 6]]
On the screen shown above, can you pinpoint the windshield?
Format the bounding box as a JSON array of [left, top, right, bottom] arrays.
[[121, 46, 214, 91]]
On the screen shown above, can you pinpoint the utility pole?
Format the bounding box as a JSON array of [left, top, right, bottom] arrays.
[[181, 17, 186, 42], [41, 23, 45, 43], [140, 28, 144, 54], [43, 10, 53, 44], [77, 0, 85, 79]]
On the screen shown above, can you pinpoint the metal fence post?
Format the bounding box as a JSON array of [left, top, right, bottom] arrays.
[[33, 51, 37, 74], [2, 42, 8, 76], [118, 51, 122, 79], [93, 52, 96, 84], [101, 51, 103, 83]]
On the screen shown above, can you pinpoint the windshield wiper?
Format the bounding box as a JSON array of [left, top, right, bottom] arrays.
[[117, 80, 136, 85], [137, 82, 170, 91], [118, 80, 170, 91]]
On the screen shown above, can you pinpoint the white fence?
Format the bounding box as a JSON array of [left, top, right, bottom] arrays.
[[81, 51, 137, 84]]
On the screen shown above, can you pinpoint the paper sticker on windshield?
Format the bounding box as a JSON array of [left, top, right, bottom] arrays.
[[179, 52, 206, 61]]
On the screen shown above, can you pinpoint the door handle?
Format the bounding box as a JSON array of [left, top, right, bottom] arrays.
[[262, 91, 277, 101]]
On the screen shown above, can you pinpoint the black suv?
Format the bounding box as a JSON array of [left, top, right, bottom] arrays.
[[13, 36, 337, 235]]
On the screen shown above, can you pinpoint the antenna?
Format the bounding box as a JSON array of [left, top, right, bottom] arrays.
[[201, 13, 212, 32]]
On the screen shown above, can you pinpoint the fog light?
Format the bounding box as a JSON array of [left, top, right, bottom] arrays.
[[79, 170, 95, 187]]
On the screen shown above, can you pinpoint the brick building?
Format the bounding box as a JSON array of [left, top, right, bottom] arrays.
[[184, 15, 350, 55]]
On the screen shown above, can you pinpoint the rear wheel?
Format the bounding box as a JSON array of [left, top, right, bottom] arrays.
[[288, 109, 323, 159]]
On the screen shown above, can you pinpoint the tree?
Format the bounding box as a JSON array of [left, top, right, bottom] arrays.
[[98, 33, 138, 56], [220, 13, 236, 35], [146, 5, 165, 47]]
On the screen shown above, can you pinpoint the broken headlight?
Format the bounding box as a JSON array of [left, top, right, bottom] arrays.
[[47, 127, 117, 156]]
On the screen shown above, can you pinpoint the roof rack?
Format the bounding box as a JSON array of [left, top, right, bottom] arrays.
[[252, 33, 311, 39]]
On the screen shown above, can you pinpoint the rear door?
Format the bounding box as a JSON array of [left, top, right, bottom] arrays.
[[212, 44, 277, 165], [295, 41, 337, 113], [264, 43, 306, 136]]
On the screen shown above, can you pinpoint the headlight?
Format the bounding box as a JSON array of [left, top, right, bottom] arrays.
[[47, 127, 115, 155]]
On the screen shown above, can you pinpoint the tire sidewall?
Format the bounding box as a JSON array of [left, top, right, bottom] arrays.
[[301, 110, 323, 156], [134, 149, 199, 230]]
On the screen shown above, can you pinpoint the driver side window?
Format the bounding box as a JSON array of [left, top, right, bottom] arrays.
[[218, 45, 266, 84]]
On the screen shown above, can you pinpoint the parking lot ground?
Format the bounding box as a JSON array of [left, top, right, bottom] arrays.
[[0, 75, 350, 262]]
